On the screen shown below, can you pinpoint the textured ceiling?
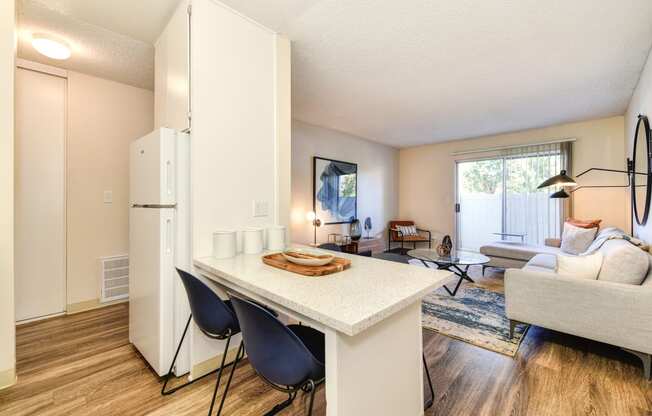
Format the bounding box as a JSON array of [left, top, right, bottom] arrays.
[[16, 0, 180, 90], [222, 0, 652, 147]]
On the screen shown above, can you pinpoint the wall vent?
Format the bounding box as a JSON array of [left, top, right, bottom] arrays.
[[100, 255, 129, 303]]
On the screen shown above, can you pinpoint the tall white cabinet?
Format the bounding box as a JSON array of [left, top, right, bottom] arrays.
[[155, 0, 190, 131]]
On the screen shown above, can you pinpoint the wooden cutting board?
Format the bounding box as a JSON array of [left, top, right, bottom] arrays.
[[262, 253, 351, 276]]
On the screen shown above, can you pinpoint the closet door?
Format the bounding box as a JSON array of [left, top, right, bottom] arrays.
[[15, 67, 67, 321]]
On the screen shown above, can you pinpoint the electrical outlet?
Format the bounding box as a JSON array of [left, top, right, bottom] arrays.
[[103, 191, 113, 204], [253, 200, 269, 217]]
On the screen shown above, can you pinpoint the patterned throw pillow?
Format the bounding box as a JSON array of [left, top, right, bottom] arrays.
[[397, 225, 418, 236]]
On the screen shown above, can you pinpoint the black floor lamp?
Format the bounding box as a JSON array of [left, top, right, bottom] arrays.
[[537, 114, 652, 237], [537, 162, 635, 235], [537, 163, 633, 199]]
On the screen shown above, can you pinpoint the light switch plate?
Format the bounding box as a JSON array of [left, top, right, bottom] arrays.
[[103, 191, 113, 204], [253, 200, 269, 217]]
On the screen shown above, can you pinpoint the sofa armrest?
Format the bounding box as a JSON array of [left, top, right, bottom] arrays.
[[544, 238, 561, 248], [505, 268, 652, 354]]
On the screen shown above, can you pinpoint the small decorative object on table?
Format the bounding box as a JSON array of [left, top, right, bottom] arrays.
[[436, 235, 453, 257], [364, 217, 372, 238], [262, 251, 351, 277], [350, 218, 362, 241], [281, 248, 334, 266]]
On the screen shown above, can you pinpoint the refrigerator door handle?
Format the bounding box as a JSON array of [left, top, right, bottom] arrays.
[[165, 160, 173, 198], [165, 219, 173, 253]]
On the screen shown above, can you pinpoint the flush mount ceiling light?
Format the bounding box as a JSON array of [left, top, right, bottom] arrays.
[[31, 34, 71, 60]]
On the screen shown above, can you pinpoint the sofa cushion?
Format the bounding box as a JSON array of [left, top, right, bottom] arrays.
[[642, 254, 652, 286], [480, 242, 561, 262], [597, 240, 649, 285], [526, 254, 557, 270], [557, 252, 603, 280], [560, 223, 598, 255]]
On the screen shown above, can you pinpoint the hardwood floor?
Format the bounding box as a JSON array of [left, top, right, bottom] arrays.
[[0, 268, 650, 415]]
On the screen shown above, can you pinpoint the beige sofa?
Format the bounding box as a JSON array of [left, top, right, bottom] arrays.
[[504, 239, 652, 380], [479, 238, 562, 272]]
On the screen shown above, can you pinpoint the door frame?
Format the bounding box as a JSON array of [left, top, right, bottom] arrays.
[[15, 59, 68, 322]]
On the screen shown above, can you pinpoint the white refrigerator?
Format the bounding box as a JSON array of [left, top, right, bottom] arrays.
[[129, 128, 191, 377]]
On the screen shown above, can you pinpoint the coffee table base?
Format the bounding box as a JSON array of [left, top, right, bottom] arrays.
[[418, 259, 474, 296]]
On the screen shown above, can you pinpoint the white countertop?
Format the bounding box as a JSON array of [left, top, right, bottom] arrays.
[[194, 248, 452, 336]]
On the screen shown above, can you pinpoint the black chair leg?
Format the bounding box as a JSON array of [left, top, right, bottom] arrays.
[[264, 392, 297, 416], [306, 380, 317, 416], [423, 353, 434, 410], [207, 332, 233, 416], [161, 314, 192, 395], [215, 340, 245, 416]]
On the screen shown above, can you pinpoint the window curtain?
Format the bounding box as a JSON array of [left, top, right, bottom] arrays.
[[500, 141, 572, 245], [560, 141, 573, 228]]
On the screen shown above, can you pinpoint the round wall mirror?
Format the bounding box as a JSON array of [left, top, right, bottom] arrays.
[[632, 114, 651, 226]]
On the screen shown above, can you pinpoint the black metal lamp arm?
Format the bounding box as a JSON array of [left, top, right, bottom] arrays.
[[567, 158, 651, 193]]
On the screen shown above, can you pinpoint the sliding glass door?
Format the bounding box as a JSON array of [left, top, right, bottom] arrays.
[[456, 143, 566, 251], [456, 159, 504, 252]]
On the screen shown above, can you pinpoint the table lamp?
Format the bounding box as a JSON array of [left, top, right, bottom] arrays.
[[306, 211, 321, 245]]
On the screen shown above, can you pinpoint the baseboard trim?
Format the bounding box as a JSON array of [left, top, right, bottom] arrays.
[[0, 367, 16, 390], [66, 298, 128, 315], [190, 346, 244, 380]]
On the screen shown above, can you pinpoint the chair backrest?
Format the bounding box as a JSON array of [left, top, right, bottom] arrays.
[[318, 243, 342, 252], [176, 268, 238, 337], [230, 297, 322, 387], [389, 220, 414, 240]]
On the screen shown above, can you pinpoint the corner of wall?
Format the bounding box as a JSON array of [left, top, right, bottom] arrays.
[[0, 0, 16, 385]]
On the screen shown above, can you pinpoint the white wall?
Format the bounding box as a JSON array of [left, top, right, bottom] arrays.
[[0, 0, 16, 388], [400, 116, 628, 243], [66, 72, 154, 307], [291, 120, 399, 246], [626, 48, 652, 242], [189, 0, 291, 369], [191, 0, 290, 257]]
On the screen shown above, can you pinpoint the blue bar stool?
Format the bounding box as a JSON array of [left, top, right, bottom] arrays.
[[161, 268, 244, 416], [227, 296, 325, 416]]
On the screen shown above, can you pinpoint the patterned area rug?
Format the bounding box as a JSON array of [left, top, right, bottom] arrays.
[[373, 253, 529, 356], [422, 282, 529, 356]]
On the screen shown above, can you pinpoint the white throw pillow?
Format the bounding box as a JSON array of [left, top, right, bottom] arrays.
[[556, 252, 603, 280], [560, 223, 598, 255], [597, 240, 649, 285]]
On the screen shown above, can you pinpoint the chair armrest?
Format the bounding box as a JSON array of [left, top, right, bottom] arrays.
[[389, 228, 404, 240], [544, 238, 561, 248], [505, 269, 652, 354], [416, 229, 432, 239]]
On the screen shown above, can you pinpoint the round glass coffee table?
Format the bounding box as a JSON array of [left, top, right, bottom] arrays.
[[407, 249, 490, 296]]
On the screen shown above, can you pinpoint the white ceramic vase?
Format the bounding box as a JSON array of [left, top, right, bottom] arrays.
[[212, 230, 237, 259]]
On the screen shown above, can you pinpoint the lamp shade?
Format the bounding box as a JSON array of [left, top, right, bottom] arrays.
[[550, 189, 570, 199], [537, 170, 577, 189]]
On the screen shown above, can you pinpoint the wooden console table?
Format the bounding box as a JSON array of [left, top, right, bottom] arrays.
[[340, 237, 384, 255]]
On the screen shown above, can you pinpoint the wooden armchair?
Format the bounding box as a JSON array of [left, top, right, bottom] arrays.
[[387, 220, 432, 254]]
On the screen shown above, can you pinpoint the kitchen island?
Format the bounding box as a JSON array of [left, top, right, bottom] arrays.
[[194, 248, 451, 416]]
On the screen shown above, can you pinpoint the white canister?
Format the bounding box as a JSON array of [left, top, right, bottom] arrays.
[[266, 225, 286, 251], [242, 227, 264, 254], [213, 230, 237, 259]]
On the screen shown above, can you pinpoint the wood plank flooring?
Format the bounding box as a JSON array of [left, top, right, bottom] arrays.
[[0, 267, 650, 415]]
